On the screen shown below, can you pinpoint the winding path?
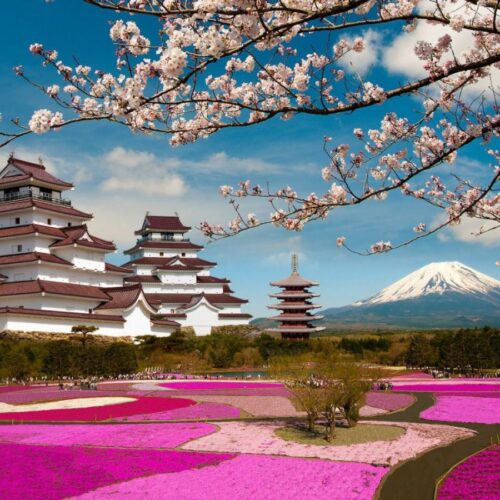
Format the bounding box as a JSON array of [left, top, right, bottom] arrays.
[[368, 393, 500, 500]]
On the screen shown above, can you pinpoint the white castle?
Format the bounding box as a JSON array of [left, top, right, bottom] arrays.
[[0, 156, 251, 337]]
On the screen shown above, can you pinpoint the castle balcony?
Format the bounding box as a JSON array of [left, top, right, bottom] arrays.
[[0, 192, 72, 206]]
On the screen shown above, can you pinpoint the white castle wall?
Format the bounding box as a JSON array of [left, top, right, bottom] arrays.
[[53, 247, 106, 272], [0, 210, 85, 229], [0, 295, 101, 313]]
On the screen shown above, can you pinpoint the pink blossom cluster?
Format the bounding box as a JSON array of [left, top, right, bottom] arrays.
[[393, 383, 500, 392], [437, 445, 500, 499], [420, 396, 500, 424], [159, 381, 282, 390], [365, 392, 415, 411], [77, 454, 389, 500]]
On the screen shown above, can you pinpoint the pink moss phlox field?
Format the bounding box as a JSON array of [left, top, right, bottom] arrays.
[[437, 445, 500, 500], [160, 381, 283, 390], [420, 396, 500, 424], [190, 395, 304, 417], [393, 383, 500, 392], [0, 396, 195, 421], [365, 392, 415, 411], [0, 443, 234, 500], [76, 454, 389, 500], [154, 387, 292, 397], [390, 371, 434, 379], [0, 389, 133, 404], [0, 385, 37, 394], [359, 405, 388, 417], [0, 422, 216, 448], [114, 402, 241, 421], [183, 421, 474, 466]]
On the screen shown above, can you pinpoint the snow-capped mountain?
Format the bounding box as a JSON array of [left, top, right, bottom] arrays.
[[322, 262, 500, 329], [355, 262, 500, 306]]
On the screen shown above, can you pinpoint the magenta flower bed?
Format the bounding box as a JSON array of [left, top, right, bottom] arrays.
[[160, 381, 283, 390], [436, 391, 500, 398], [78, 454, 388, 500], [437, 445, 500, 499], [0, 385, 38, 394], [0, 443, 235, 500], [153, 387, 292, 397], [420, 396, 500, 424], [0, 396, 195, 422], [0, 389, 133, 404], [393, 383, 500, 392], [114, 402, 241, 421], [391, 371, 434, 379], [366, 392, 415, 411], [0, 422, 216, 448]]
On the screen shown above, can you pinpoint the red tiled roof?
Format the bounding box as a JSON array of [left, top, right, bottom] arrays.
[[0, 306, 124, 323], [135, 215, 191, 235], [177, 257, 216, 268], [105, 262, 134, 274], [123, 257, 176, 267], [50, 225, 115, 251], [218, 313, 253, 319], [157, 265, 203, 272], [124, 256, 215, 269], [197, 275, 230, 284], [0, 198, 92, 219], [1, 157, 73, 189], [0, 252, 72, 267], [145, 293, 248, 306], [124, 275, 160, 283], [0, 273, 7, 281], [152, 319, 181, 328], [270, 272, 318, 288], [95, 284, 154, 311], [159, 313, 187, 319], [222, 284, 234, 294], [124, 240, 203, 254], [0, 223, 65, 239], [0, 279, 111, 300]]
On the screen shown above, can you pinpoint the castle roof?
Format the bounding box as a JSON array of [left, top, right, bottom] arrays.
[[0, 157, 73, 189], [105, 262, 134, 274], [124, 240, 203, 254], [0, 307, 124, 323], [0, 252, 72, 268], [124, 256, 216, 269], [124, 275, 161, 283], [0, 279, 111, 300], [94, 283, 156, 312], [0, 198, 92, 219], [50, 225, 116, 251], [135, 215, 191, 235], [145, 293, 248, 307], [0, 223, 66, 240]]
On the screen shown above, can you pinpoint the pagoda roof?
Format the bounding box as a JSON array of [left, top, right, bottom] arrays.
[[268, 313, 324, 321], [105, 262, 134, 274], [50, 225, 116, 251], [124, 240, 203, 254], [0, 306, 124, 323], [270, 272, 318, 287], [268, 303, 321, 310], [94, 283, 156, 312], [0, 252, 72, 268], [145, 292, 248, 306], [0, 198, 92, 219], [135, 215, 191, 235], [124, 275, 161, 283], [0, 223, 66, 240], [222, 284, 234, 293], [269, 291, 319, 299], [267, 326, 326, 333], [0, 279, 111, 300], [0, 157, 73, 189]]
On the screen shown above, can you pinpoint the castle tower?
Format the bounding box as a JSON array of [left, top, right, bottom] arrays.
[[267, 254, 325, 340]]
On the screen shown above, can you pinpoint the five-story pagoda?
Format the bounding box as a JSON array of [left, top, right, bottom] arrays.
[[267, 255, 325, 340]]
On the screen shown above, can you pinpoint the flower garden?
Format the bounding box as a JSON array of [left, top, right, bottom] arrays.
[[0, 377, 498, 498]]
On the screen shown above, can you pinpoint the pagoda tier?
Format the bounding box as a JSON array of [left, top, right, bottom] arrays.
[[123, 214, 251, 335], [267, 255, 325, 340]]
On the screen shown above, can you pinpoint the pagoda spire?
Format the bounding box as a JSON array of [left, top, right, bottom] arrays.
[[267, 256, 325, 340]]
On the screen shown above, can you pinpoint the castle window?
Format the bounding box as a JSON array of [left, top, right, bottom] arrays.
[[67, 222, 72, 227], [17, 244, 23, 252], [15, 217, 20, 225], [47, 218, 52, 225], [159, 252, 164, 256]]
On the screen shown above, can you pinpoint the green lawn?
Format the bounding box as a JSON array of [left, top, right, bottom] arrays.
[[275, 423, 405, 446]]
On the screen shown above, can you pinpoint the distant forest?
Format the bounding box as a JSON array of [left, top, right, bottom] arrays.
[[0, 326, 498, 380]]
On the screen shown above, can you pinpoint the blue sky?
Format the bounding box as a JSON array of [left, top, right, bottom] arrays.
[[0, 1, 498, 317]]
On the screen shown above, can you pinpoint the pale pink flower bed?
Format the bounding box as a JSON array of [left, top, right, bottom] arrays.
[[420, 396, 500, 424], [365, 392, 415, 411], [359, 405, 388, 417], [183, 420, 474, 466], [191, 395, 304, 417], [76, 454, 388, 500], [0, 422, 217, 448], [113, 402, 241, 421], [0, 443, 234, 500], [393, 383, 500, 392]]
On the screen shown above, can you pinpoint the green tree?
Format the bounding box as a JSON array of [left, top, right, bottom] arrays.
[[42, 340, 75, 378], [104, 343, 138, 376], [71, 325, 98, 347]]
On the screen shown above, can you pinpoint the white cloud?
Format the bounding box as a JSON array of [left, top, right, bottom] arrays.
[[338, 30, 381, 76], [436, 215, 499, 247]]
